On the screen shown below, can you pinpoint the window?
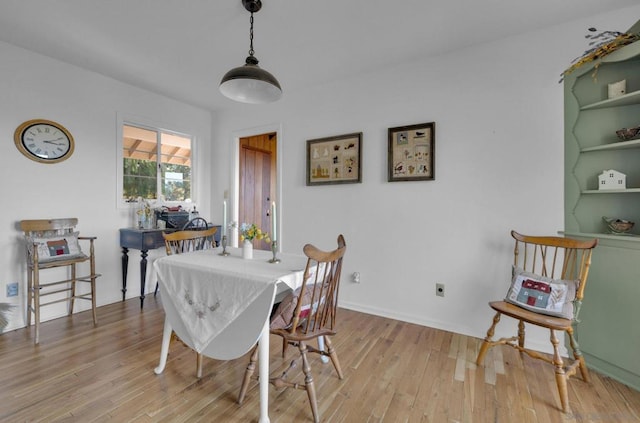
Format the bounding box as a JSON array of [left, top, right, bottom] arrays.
[[120, 122, 194, 205]]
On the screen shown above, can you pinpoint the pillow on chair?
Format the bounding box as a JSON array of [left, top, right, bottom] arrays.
[[27, 232, 85, 263], [270, 285, 316, 330], [270, 262, 327, 330], [505, 266, 578, 319]]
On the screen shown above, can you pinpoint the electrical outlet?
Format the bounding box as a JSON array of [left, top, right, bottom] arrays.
[[436, 283, 445, 297], [6, 282, 18, 297], [352, 272, 361, 283]]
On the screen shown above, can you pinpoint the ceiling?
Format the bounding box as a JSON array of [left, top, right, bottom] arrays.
[[123, 124, 191, 166], [0, 0, 637, 112]]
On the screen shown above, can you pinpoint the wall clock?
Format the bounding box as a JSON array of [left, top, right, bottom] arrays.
[[14, 119, 74, 164]]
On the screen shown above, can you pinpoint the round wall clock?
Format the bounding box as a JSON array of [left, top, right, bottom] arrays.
[[14, 119, 75, 164]]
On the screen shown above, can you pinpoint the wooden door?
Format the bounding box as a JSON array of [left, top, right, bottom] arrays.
[[239, 133, 277, 250]]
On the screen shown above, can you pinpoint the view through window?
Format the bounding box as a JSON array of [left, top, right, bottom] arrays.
[[122, 124, 193, 202]]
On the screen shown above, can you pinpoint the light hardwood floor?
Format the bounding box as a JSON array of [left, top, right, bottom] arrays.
[[1, 297, 639, 422]]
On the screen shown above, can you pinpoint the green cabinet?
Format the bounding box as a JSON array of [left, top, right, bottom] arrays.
[[564, 21, 640, 391]]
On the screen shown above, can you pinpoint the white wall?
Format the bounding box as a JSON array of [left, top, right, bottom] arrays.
[[1, 5, 638, 353], [210, 6, 640, 353], [0, 42, 213, 331]]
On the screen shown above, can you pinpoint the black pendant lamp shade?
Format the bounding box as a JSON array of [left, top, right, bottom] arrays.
[[219, 0, 282, 104]]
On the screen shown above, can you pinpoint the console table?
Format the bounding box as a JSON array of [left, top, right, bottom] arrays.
[[120, 228, 172, 308], [119, 226, 222, 308]]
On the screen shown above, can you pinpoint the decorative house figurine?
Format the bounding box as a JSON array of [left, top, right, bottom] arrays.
[[598, 169, 626, 190], [608, 79, 626, 99]]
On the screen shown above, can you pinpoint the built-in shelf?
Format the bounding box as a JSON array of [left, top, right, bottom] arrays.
[[564, 20, 640, 392], [581, 138, 640, 152], [582, 188, 640, 194], [563, 231, 640, 242], [581, 89, 640, 110]]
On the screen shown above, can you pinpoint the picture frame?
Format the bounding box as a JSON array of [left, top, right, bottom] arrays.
[[388, 122, 435, 182], [306, 132, 362, 186]]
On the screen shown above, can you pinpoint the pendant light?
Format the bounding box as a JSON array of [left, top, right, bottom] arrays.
[[219, 0, 282, 104]]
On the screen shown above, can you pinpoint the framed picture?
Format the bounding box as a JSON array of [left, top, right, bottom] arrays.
[[388, 122, 435, 182], [306, 132, 362, 186]]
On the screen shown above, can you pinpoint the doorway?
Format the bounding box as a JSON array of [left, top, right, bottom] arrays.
[[238, 132, 277, 250]]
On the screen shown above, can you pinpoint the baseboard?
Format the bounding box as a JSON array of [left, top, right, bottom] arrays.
[[338, 300, 565, 357], [582, 351, 640, 392]]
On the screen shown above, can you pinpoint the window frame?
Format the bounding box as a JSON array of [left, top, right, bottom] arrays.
[[116, 114, 197, 209]]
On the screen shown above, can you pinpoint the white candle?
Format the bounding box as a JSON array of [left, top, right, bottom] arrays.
[[222, 200, 227, 237], [271, 201, 277, 242]]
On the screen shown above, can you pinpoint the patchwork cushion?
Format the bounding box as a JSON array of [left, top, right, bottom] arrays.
[[505, 266, 578, 319], [270, 262, 327, 330], [270, 285, 316, 330], [27, 232, 85, 263]]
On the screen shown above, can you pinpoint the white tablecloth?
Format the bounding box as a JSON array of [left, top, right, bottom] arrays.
[[154, 247, 307, 354]]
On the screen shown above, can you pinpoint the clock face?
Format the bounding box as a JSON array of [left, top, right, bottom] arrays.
[[14, 119, 74, 163]]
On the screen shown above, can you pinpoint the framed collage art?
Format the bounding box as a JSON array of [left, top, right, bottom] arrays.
[[306, 132, 362, 186], [388, 122, 435, 182]]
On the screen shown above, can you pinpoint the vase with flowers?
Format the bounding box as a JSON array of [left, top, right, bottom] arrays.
[[239, 223, 270, 259], [136, 198, 154, 229]]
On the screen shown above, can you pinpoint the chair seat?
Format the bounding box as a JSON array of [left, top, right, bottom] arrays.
[[31, 254, 90, 269], [271, 327, 337, 342], [489, 300, 572, 331]]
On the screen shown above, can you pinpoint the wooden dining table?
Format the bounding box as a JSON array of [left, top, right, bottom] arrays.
[[152, 246, 308, 423]]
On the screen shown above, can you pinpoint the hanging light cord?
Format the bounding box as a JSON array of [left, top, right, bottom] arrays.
[[248, 12, 255, 58]]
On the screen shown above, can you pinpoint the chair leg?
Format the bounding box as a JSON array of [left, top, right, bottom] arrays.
[[91, 274, 98, 325], [517, 320, 526, 349], [476, 311, 501, 365], [69, 263, 76, 316], [299, 341, 320, 423], [575, 355, 590, 385], [196, 353, 203, 378], [89, 243, 98, 325], [323, 336, 343, 379], [238, 344, 259, 404], [26, 268, 33, 328], [566, 327, 590, 383], [154, 282, 159, 297], [550, 329, 570, 413], [318, 336, 329, 364], [33, 268, 40, 345]]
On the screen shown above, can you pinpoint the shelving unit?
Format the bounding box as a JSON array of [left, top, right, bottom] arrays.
[[581, 138, 640, 152], [581, 89, 640, 110], [565, 32, 640, 236], [564, 20, 640, 391], [582, 188, 640, 194]]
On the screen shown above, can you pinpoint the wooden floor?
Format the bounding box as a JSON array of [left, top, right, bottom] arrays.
[[1, 298, 639, 423]]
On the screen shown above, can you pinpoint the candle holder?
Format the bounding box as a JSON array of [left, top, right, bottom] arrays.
[[268, 240, 280, 263], [219, 235, 230, 256]]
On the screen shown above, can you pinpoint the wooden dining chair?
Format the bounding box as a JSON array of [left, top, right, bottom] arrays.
[[20, 218, 101, 344], [475, 230, 597, 413], [153, 218, 215, 296], [162, 227, 217, 256], [238, 234, 347, 423], [276, 233, 347, 361], [161, 226, 217, 378]]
